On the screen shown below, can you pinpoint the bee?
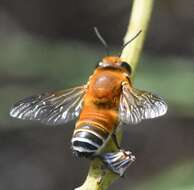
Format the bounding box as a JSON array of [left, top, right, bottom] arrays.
[[10, 29, 167, 176]]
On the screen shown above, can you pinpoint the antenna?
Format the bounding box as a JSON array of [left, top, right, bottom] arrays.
[[94, 27, 109, 55], [122, 30, 142, 49]]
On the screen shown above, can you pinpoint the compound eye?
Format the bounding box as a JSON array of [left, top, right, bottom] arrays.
[[120, 61, 132, 74], [95, 62, 102, 68], [95, 63, 100, 68]]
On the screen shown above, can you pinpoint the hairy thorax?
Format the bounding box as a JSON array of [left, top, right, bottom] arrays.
[[86, 69, 125, 107]]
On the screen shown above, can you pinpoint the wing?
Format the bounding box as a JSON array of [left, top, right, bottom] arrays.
[[10, 85, 87, 125], [119, 83, 167, 125]]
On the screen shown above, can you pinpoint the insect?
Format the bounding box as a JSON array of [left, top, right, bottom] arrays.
[[10, 29, 167, 176]]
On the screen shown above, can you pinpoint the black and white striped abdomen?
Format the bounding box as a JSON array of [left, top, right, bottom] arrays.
[[71, 125, 109, 157]]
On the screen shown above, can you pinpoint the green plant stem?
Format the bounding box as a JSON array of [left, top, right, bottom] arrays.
[[75, 0, 154, 189], [121, 0, 154, 77]]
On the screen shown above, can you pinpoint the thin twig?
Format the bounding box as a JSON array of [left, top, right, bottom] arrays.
[[75, 0, 154, 189], [121, 0, 154, 77]]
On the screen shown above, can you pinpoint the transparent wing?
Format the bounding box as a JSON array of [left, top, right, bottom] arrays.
[[10, 85, 86, 125], [119, 83, 167, 125]]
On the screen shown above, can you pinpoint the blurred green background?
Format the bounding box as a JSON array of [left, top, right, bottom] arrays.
[[0, 1, 194, 190]]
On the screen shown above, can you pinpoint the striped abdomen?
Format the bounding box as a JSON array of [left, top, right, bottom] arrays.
[[72, 110, 118, 157]]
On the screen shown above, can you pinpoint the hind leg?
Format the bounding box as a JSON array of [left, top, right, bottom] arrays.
[[99, 133, 135, 176], [99, 149, 135, 176]]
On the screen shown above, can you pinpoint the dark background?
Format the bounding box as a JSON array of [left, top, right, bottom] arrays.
[[0, 1, 194, 190]]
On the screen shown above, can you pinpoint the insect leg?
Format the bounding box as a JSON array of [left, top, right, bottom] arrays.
[[99, 149, 135, 176]]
